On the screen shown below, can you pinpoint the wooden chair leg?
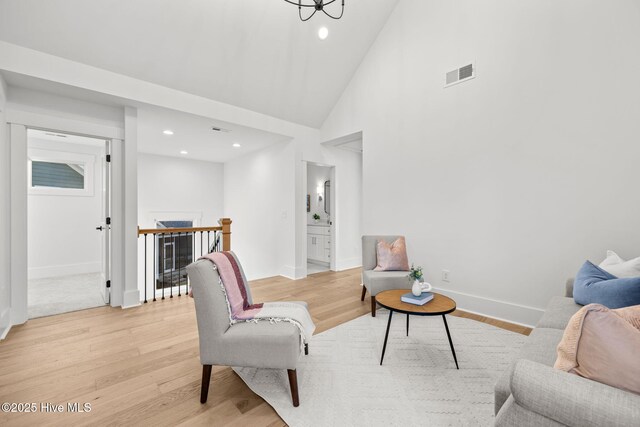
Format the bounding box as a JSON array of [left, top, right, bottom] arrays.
[[371, 295, 377, 317], [200, 365, 212, 404], [287, 369, 300, 407], [360, 285, 367, 301]]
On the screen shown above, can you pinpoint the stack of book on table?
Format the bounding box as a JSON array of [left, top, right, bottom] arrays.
[[401, 292, 434, 306]]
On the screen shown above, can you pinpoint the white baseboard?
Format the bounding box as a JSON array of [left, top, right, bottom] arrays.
[[432, 287, 544, 328], [122, 289, 141, 309], [28, 262, 101, 280], [335, 257, 361, 272], [0, 308, 11, 340], [281, 265, 306, 280], [307, 260, 329, 267]]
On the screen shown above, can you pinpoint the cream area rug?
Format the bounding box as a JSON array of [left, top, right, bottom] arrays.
[[234, 310, 527, 426]]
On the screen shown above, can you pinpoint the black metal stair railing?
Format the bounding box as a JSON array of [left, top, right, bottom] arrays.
[[138, 222, 226, 304]]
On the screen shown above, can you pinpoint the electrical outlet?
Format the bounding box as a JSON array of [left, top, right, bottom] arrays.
[[442, 270, 451, 283]]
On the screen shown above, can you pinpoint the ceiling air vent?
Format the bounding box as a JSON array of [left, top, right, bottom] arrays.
[[445, 63, 475, 87], [211, 126, 231, 133]]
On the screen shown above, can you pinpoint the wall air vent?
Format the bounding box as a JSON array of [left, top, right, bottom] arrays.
[[445, 63, 475, 87]]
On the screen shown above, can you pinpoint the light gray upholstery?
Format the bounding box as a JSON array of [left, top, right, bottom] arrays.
[[494, 328, 565, 413], [187, 259, 302, 370], [495, 278, 639, 425], [506, 360, 640, 427], [536, 296, 582, 330], [565, 278, 574, 298], [496, 396, 563, 427], [361, 235, 411, 296], [362, 270, 411, 296]]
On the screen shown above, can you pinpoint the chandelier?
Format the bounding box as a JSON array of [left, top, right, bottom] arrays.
[[283, 1, 345, 22]]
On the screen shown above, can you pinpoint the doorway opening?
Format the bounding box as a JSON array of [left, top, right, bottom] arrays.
[[26, 129, 111, 318], [299, 131, 363, 279], [306, 163, 334, 275]]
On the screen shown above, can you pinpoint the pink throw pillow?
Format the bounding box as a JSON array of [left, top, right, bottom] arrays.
[[374, 237, 410, 271], [555, 303, 640, 395]]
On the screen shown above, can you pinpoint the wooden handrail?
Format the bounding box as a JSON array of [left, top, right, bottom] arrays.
[[220, 218, 232, 251], [137, 226, 222, 235], [137, 217, 232, 253]]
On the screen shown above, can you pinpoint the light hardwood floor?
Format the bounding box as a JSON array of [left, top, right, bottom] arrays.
[[0, 268, 531, 426]]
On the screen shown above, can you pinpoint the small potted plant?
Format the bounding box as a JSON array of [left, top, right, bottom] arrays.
[[408, 265, 424, 296], [313, 213, 321, 223]]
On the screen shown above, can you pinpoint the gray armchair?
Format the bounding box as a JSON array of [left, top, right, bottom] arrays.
[[187, 259, 309, 407], [361, 235, 412, 316]]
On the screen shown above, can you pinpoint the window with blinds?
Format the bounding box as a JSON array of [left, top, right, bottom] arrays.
[[31, 161, 85, 189]]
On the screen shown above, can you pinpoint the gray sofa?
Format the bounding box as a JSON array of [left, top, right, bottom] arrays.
[[494, 279, 640, 426]]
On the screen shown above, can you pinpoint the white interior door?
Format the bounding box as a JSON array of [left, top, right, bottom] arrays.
[[98, 140, 111, 304]]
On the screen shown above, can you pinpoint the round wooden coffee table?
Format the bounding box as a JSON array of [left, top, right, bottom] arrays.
[[375, 289, 459, 368]]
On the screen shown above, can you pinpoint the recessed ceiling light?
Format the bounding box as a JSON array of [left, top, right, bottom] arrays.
[[232, 143, 241, 148], [163, 130, 174, 135], [180, 150, 188, 155], [318, 26, 329, 40]]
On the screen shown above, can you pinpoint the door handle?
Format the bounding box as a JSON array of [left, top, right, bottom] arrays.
[[96, 226, 104, 231]]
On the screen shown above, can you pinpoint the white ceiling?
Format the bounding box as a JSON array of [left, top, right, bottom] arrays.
[[137, 106, 289, 163], [0, 0, 399, 128], [3, 71, 289, 162]]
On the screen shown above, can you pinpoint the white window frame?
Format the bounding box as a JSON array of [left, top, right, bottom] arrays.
[[28, 148, 96, 197]]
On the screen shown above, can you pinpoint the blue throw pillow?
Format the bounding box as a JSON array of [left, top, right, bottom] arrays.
[[573, 261, 640, 308]]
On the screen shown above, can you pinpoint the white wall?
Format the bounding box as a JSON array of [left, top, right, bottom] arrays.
[[320, 0, 640, 326], [27, 138, 104, 279], [307, 164, 331, 224], [138, 153, 225, 228], [137, 153, 224, 299], [332, 148, 363, 270], [0, 73, 10, 338], [224, 141, 296, 280]]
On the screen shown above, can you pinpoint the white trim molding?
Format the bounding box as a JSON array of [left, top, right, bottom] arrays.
[[335, 257, 362, 272], [10, 123, 28, 325], [122, 107, 140, 307], [432, 287, 545, 328], [281, 265, 304, 280], [28, 262, 101, 280], [122, 289, 141, 309], [0, 308, 11, 340], [6, 109, 124, 141]]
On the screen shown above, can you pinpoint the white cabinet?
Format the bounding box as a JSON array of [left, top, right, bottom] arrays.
[[307, 226, 331, 263]]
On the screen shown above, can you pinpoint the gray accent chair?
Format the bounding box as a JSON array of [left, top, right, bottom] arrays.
[[361, 235, 411, 317], [187, 259, 309, 407], [494, 279, 640, 426]]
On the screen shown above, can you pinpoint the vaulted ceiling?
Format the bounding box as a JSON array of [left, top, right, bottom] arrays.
[[0, 0, 399, 128]]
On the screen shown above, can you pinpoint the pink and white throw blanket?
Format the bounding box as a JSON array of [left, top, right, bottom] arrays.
[[199, 252, 315, 345]]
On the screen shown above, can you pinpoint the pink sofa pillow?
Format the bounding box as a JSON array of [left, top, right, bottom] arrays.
[[555, 303, 640, 395], [374, 237, 410, 271]]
